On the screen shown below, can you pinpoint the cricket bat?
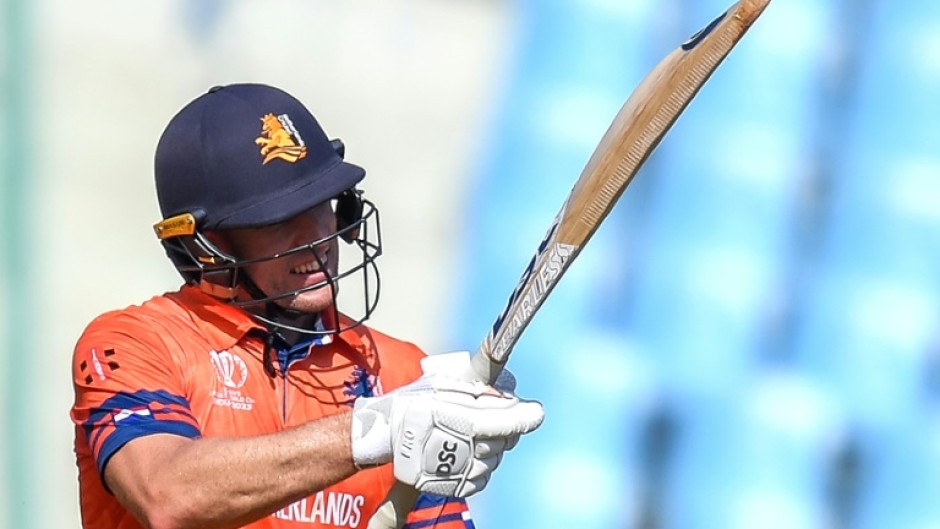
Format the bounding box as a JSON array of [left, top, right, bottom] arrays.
[[368, 0, 771, 527]]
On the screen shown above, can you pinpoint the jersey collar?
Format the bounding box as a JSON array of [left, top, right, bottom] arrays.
[[172, 285, 367, 353], [173, 285, 263, 351]]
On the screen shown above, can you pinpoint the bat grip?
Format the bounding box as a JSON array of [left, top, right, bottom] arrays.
[[366, 483, 421, 529], [470, 348, 504, 385], [366, 350, 504, 528]]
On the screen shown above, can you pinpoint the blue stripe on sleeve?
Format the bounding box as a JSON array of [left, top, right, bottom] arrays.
[[80, 389, 201, 479], [83, 389, 198, 447]]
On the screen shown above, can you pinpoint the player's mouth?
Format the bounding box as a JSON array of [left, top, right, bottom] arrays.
[[290, 260, 322, 275]]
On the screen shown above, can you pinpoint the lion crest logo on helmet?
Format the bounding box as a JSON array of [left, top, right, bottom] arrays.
[[254, 113, 307, 165]]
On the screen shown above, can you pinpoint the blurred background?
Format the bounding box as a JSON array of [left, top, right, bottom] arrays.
[[3, 0, 940, 528]]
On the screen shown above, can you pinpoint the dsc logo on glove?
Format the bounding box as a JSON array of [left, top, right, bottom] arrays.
[[435, 441, 459, 474]]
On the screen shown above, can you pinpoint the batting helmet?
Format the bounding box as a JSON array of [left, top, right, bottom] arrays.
[[152, 83, 382, 336]]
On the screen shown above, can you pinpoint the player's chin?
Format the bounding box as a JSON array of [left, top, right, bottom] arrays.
[[283, 286, 335, 314]]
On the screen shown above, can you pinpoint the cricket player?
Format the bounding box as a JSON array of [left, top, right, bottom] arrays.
[[70, 83, 544, 529]]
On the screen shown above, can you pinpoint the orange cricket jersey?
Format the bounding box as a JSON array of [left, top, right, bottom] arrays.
[[71, 285, 473, 529]]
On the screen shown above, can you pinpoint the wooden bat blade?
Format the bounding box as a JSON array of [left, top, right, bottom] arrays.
[[473, 0, 771, 382], [369, 1, 771, 528]]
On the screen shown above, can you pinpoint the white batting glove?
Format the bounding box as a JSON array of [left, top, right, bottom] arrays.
[[350, 351, 543, 498]]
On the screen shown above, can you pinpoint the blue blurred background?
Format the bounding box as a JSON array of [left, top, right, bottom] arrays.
[[3, 0, 940, 528]]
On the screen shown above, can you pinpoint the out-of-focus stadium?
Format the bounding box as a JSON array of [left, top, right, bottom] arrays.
[[2, 1, 939, 528]]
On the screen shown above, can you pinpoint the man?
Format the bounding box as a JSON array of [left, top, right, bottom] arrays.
[[70, 83, 544, 529]]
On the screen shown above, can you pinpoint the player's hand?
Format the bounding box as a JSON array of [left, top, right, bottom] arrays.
[[350, 351, 543, 498]]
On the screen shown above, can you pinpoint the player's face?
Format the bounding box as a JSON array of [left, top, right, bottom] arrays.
[[223, 201, 340, 314]]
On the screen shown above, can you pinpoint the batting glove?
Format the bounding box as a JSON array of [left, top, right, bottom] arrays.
[[350, 351, 543, 497]]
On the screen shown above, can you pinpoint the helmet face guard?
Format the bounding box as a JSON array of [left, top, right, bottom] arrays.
[[155, 194, 382, 336]]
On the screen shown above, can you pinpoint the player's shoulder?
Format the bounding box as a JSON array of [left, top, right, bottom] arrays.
[[71, 290, 194, 379], [78, 289, 189, 346]]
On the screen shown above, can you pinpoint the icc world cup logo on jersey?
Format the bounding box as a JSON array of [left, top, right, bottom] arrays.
[[209, 350, 255, 411], [210, 350, 248, 389]]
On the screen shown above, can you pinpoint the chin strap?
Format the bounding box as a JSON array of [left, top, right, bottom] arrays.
[[262, 329, 279, 378], [260, 298, 285, 378]]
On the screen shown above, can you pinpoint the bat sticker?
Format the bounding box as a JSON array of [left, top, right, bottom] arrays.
[[491, 211, 563, 340], [490, 240, 575, 363]]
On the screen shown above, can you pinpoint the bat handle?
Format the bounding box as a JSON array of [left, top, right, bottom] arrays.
[[367, 483, 421, 529], [470, 347, 504, 385]]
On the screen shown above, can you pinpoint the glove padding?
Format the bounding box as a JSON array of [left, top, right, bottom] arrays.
[[351, 351, 543, 497]]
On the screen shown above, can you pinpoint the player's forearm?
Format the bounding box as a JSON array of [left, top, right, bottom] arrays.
[[112, 412, 358, 529]]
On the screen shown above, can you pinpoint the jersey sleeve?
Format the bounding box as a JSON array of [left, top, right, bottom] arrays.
[[404, 494, 474, 529], [71, 310, 201, 477]]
